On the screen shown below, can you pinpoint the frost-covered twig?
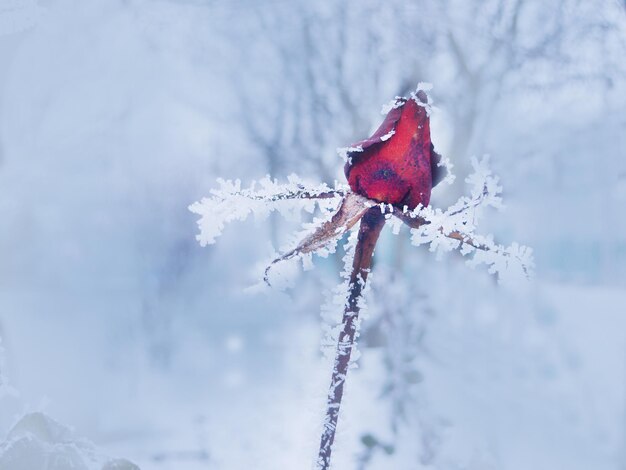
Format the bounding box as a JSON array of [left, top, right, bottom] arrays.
[[189, 175, 346, 246], [391, 156, 534, 281]]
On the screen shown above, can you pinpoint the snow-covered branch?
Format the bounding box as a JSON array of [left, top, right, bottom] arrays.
[[393, 156, 534, 281], [191, 157, 533, 283], [189, 175, 347, 246]]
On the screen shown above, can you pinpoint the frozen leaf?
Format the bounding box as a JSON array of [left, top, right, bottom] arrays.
[[265, 191, 372, 284]]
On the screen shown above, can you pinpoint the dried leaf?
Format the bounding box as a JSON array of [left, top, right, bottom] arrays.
[[264, 191, 372, 284]]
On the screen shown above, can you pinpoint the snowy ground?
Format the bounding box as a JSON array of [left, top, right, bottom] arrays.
[[1, 279, 624, 470]]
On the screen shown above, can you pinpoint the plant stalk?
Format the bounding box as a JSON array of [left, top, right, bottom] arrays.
[[317, 207, 386, 470]]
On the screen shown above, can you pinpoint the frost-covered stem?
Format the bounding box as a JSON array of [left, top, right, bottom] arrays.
[[238, 187, 345, 203], [317, 207, 386, 470], [396, 211, 490, 251]]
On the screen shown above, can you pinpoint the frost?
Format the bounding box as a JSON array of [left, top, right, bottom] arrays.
[[318, 228, 371, 373], [189, 175, 347, 246], [380, 97, 405, 115], [321, 231, 359, 360], [398, 156, 534, 282], [337, 145, 363, 163], [387, 215, 404, 235], [436, 153, 456, 185], [410, 82, 435, 115], [380, 129, 395, 141], [190, 155, 531, 286]]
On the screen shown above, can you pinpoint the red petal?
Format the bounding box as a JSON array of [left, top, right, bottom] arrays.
[[344, 95, 435, 209], [343, 99, 405, 163]]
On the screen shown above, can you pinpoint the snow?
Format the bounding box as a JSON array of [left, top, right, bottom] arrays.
[[436, 153, 456, 185], [405, 156, 534, 282], [379, 129, 395, 141], [0, 412, 138, 470], [337, 145, 364, 164], [189, 176, 345, 246], [380, 97, 404, 115], [410, 82, 435, 115], [320, 231, 360, 361]]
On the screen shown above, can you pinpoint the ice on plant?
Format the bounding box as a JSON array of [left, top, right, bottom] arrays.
[[380, 96, 405, 115], [189, 176, 346, 246], [405, 156, 534, 282], [191, 154, 533, 284], [337, 145, 364, 163], [379, 129, 395, 141]]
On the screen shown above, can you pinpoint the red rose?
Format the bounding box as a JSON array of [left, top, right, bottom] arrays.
[[344, 90, 444, 209]]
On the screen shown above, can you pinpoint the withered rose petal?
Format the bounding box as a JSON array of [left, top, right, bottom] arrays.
[[344, 93, 442, 209]]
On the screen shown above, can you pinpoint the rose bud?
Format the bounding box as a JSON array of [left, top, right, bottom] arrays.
[[343, 90, 445, 210]]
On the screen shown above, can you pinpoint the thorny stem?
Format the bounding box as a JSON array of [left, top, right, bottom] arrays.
[[317, 207, 386, 470]]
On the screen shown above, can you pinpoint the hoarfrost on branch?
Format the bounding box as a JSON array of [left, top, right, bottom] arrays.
[[190, 156, 534, 284]]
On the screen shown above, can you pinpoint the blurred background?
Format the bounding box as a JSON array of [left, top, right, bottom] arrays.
[[1, 0, 625, 468]]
